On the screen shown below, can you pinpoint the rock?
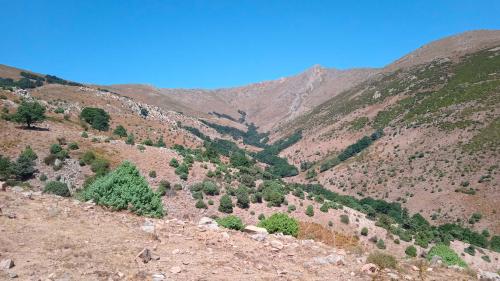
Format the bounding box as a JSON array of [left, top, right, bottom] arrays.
[[448, 265, 463, 271], [170, 266, 182, 274], [136, 248, 152, 263], [312, 254, 345, 266], [243, 225, 268, 234], [141, 220, 155, 234], [198, 217, 218, 230], [411, 265, 419, 271], [387, 272, 399, 280], [8, 272, 18, 278], [11, 186, 23, 193], [151, 273, 166, 281], [270, 240, 284, 250], [221, 232, 230, 239], [361, 263, 379, 275], [478, 270, 500, 281], [430, 255, 442, 266], [1, 181, 7, 191], [0, 259, 15, 269], [251, 233, 267, 242], [54, 159, 62, 168], [172, 249, 180, 254]]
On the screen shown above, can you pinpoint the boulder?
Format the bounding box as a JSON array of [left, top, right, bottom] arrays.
[[243, 225, 268, 234], [361, 263, 379, 275], [312, 254, 345, 266], [478, 270, 500, 281], [141, 220, 155, 234], [251, 233, 267, 242], [270, 240, 284, 250], [198, 217, 218, 230], [0, 259, 14, 269], [136, 248, 152, 263]]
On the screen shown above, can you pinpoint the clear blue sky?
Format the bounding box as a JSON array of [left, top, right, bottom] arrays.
[[1, 1, 499, 89]]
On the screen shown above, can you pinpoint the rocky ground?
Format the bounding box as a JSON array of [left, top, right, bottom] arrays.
[[0, 188, 483, 281]]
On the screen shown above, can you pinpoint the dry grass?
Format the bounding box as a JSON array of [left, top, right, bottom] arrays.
[[297, 221, 359, 248]]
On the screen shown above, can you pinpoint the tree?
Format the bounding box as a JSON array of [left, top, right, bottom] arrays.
[[236, 186, 250, 209], [80, 107, 110, 131], [405, 245, 417, 257], [218, 195, 233, 213], [305, 205, 314, 217], [12, 100, 46, 128], [15, 153, 36, 180], [113, 125, 127, 137], [0, 155, 13, 180]]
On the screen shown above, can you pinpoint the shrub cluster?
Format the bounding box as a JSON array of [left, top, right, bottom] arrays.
[[43, 181, 71, 197], [216, 215, 244, 230], [258, 213, 299, 237]]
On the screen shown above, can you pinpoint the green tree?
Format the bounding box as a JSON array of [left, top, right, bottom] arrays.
[[12, 100, 46, 128], [218, 194, 233, 213], [236, 186, 250, 209], [305, 205, 314, 217], [113, 125, 127, 137], [80, 107, 110, 131]]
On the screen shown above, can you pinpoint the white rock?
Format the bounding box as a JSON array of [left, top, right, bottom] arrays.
[[141, 220, 155, 234], [270, 240, 284, 250], [312, 254, 344, 266], [243, 225, 268, 234], [170, 266, 182, 274], [198, 217, 218, 230], [0, 259, 14, 269]]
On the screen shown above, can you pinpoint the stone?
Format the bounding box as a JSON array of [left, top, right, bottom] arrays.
[[0, 259, 15, 269], [312, 254, 345, 266], [270, 240, 284, 250], [1, 181, 7, 191], [361, 263, 379, 275], [170, 266, 182, 274], [141, 220, 155, 234], [172, 249, 180, 254], [251, 233, 267, 242], [8, 272, 18, 279], [198, 217, 218, 230], [387, 272, 399, 280], [430, 255, 442, 266], [243, 225, 268, 234], [411, 265, 419, 271], [151, 273, 166, 281], [54, 159, 62, 168], [136, 248, 152, 263], [478, 270, 500, 281]]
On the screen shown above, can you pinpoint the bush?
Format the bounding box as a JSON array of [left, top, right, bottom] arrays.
[[50, 144, 63, 155], [361, 227, 368, 236], [0, 155, 13, 181], [216, 215, 244, 230], [320, 203, 329, 213], [142, 138, 154, 146], [90, 158, 110, 176], [195, 199, 207, 209], [149, 170, 157, 178], [258, 213, 299, 237], [157, 180, 170, 196], [490, 236, 500, 252], [43, 181, 71, 197], [81, 131, 88, 138], [12, 100, 46, 128], [340, 214, 349, 224], [218, 195, 233, 213], [113, 125, 127, 137], [68, 142, 79, 150], [464, 245, 475, 256], [236, 186, 250, 209], [427, 244, 467, 267], [80, 107, 110, 131], [376, 239, 386, 249], [405, 245, 417, 257], [82, 161, 164, 217], [208, 199, 214, 205], [155, 136, 166, 148], [125, 133, 135, 145], [258, 213, 265, 221], [202, 181, 219, 196], [305, 205, 314, 217], [14, 152, 36, 180], [367, 251, 397, 269], [288, 204, 296, 212], [169, 158, 179, 167], [39, 173, 47, 181], [261, 181, 286, 207]]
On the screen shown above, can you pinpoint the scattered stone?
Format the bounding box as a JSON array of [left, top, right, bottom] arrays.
[[430, 255, 442, 266], [478, 270, 500, 281], [141, 220, 155, 234], [361, 263, 379, 275], [0, 259, 15, 269], [221, 232, 230, 239], [6, 212, 16, 219], [270, 240, 284, 250], [243, 225, 268, 234], [172, 249, 180, 254], [198, 217, 218, 230], [411, 265, 419, 271], [250, 233, 267, 242], [311, 254, 345, 266], [387, 272, 399, 280], [136, 248, 152, 263], [8, 272, 18, 278], [170, 266, 181, 274], [151, 273, 166, 281]]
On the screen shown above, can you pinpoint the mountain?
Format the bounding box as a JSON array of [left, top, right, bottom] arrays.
[[1, 30, 500, 279]]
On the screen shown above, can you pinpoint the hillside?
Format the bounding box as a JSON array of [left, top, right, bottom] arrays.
[[1, 30, 500, 280]]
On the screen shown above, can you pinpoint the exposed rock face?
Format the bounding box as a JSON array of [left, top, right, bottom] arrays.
[[198, 217, 219, 230]]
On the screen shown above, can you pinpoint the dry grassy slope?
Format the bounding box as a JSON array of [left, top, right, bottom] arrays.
[[279, 43, 500, 233]]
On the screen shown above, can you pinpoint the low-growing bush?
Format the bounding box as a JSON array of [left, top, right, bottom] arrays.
[[149, 170, 157, 178], [258, 213, 299, 237], [376, 239, 386, 249], [82, 161, 164, 217], [361, 227, 368, 236], [43, 181, 71, 197], [68, 142, 79, 150], [195, 199, 208, 209], [367, 251, 397, 269], [218, 194, 233, 213], [405, 245, 417, 257], [427, 244, 467, 267], [216, 215, 244, 230], [305, 205, 314, 217], [340, 214, 349, 224]]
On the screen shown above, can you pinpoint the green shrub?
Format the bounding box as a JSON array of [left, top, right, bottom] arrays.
[[320, 203, 329, 213], [427, 244, 467, 267], [142, 138, 153, 146], [287, 204, 296, 212], [155, 136, 166, 148], [54, 107, 64, 114], [340, 214, 349, 224], [236, 186, 250, 209], [68, 142, 79, 150], [50, 144, 63, 155], [125, 133, 135, 145], [261, 181, 286, 207], [258, 213, 265, 221], [218, 195, 233, 213], [361, 227, 368, 236], [481, 255, 491, 262], [81, 131, 88, 138], [14, 152, 36, 180], [258, 213, 299, 237], [367, 251, 397, 269], [202, 181, 219, 196], [39, 173, 48, 181], [12, 100, 46, 128], [82, 161, 164, 217], [90, 158, 110, 176], [137, 144, 145, 152], [80, 107, 110, 131], [305, 205, 314, 217], [208, 199, 214, 205], [216, 215, 244, 230], [0, 155, 13, 181], [405, 245, 417, 257], [43, 181, 71, 197], [157, 180, 170, 196], [376, 239, 386, 249], [149, 170, 157, 178], [113, 125, 127, 137], [169, 158, 179, 167], [195, 199, 207, 209], [490, 235, 500, 252], [464, 245, 475, 256]]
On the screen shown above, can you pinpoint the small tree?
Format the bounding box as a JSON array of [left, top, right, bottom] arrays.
[[236, 186, 250, 209], [15, 147, 37, 180], [218, 194, 233, 213], [113, 125, 127, 137], [305, 205, 314, 217], [12, 100, 46, 128]]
